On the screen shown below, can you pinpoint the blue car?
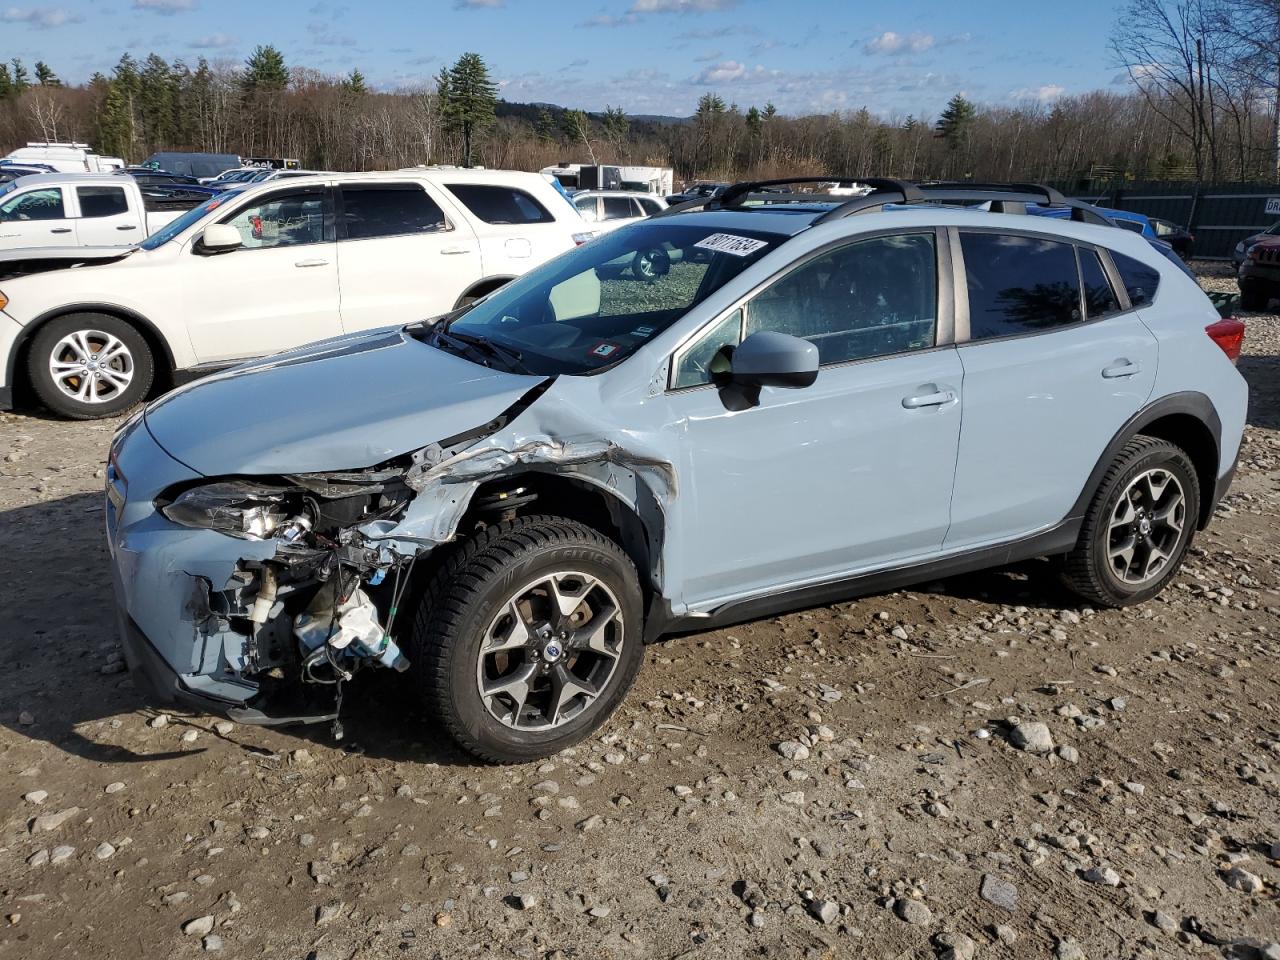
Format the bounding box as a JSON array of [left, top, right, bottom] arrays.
[[1026, 203, 1193, 278], [105, 178, 1247, 762]]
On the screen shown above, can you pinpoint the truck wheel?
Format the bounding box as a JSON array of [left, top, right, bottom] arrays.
[[1061, 436, 1199, 608], [1239, 283, 1269, 312], [28, 313, 155, 419], [410, 516, 644, 763]]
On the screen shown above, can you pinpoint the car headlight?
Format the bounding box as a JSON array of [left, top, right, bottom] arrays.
[[1236, 241, 1246, 253], [0, 289, 7, 311], [160, 481, 294, 539]]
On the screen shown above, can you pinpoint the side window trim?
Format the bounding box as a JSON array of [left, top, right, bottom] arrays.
[[667, 225, 953, 392], [1096, 246, 1134, 312]]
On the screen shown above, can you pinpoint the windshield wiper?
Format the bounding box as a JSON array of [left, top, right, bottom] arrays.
[[428, 325, 526, 373]]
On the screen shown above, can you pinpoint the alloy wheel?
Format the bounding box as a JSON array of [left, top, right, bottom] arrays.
[[48, 329, 135, 405], [1107, 467, 1186, 585], [475, 571, 624, 731]]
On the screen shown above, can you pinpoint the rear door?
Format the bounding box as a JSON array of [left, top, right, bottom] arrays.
[[335, 180, 482, 333], [441, 182, 570, 270], [180, 185, 342, 362], [72, 184, 141, 245], [944, 230, 1159, 549], [0, 186, 78, 247]]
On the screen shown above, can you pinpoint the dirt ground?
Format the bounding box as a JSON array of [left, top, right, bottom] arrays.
[[1, 264, 1277, 960]]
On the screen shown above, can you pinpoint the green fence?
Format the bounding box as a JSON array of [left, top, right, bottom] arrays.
[[1049, 180, 1280, 260]]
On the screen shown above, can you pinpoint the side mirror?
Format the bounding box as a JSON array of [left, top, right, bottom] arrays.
[[730, 330, 818, 389], [198, 223, 242, 254]]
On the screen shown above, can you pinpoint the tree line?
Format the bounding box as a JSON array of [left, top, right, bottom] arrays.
[[0, 2, 1277, 188]]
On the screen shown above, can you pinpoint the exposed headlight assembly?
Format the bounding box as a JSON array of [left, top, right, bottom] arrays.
[[160, 482, 295, 539]]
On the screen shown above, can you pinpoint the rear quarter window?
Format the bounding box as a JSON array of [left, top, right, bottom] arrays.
[[444, 184, 554, 224], [1111, 251, 1161, 307]]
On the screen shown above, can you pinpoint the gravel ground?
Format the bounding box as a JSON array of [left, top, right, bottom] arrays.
[[1, 263, 1278, 960]]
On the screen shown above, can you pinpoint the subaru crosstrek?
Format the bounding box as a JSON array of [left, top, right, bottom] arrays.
[[106, 179, 1248, 763]]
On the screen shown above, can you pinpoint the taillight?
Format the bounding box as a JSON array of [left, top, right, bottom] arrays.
[[1206, 317, 1245, 363]]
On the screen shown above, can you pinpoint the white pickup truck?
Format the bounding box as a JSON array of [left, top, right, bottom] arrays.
[[0, 168, 594, 417], [0, 173, 205, 250]]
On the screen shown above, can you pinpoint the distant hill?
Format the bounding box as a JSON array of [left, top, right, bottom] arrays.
[[496, 100, 688, 131]]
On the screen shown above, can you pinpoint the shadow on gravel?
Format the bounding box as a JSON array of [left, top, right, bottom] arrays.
[[1238, 352, 1280, 430]]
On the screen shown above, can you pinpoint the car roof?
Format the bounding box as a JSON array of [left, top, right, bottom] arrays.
[[6, 172, 131, 187], [575, 190, 665, 199]]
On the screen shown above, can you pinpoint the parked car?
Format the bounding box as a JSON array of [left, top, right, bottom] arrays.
[[666, 182, 729, 205], [1149, 217, 1194, 259], [143, 152, 242, 180], [0, 162, 57, 184], [572, 190, 667, 233], [200, 167, 262, 187], [0, 173, 205, 251], [1233, 221, 1280, 269], [0, 169, 594, 418], [1236, 235, 1280, 310], [101, 178, 1246, 763], [4, 141, 125, 173]]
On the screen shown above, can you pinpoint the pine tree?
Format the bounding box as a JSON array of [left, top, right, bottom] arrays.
[[902, 115, 918, 131], [11, 58, 29, 91], [34, 61, 60, 86], [438, 52, 497, 167], [534, 107, 556, 143], [935, 94, 976, 149], [0, 64, 12, 100], [242, 44, 289, 96], [138, 53, 178, 148], [762, 102, 777, 121], [695, 92, 727, 119], [745, 105, 762, 137], [344, 68, 368, 94], [602, 104, 628, 156], [98, 81, 134, 159]]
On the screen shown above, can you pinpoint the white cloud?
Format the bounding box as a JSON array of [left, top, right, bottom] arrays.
[[189, 32, 237, 49], [0, 6, 82, 28], [630, 0, 739, 11], [695, 59, 746, 83], [132, 0, 197, 13], [864, 31, 935, 55], [1009, 83, 1066, 103]]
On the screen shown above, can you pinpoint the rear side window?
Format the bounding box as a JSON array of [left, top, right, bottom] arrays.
[[77, 186, 128, 218], [960, 233, 1081, 339], [1111, 250, 1160, 307], [602, 196, 633, 220], [1078, 248, 1120, 319], [341, 184, 446, 240], [445, 184, 554, 224]]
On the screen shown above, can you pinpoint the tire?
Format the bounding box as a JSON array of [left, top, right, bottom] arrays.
[[27, 313, 155, 419], [1239, 283, 1269, 312], [409, 516, 644, 763], [1061, 436, 1200, 608], [632, 247, 670, 281]]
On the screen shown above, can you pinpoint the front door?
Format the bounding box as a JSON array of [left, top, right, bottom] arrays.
[[181, 186, 342, 363], [663, 231, 964, 608], [944, 231, 1159, 548], [0, 186, 78, 247], [335, 181, 482, 332]]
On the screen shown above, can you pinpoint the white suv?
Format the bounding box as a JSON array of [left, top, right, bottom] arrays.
[[0, 169, 590, 418]]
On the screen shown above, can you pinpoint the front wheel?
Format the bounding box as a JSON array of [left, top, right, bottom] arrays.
[[1061, 436, 1200, 607], [410, 516, 644, 763], [27, 313, 155, 419]]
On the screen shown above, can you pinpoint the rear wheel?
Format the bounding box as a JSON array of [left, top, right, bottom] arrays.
[[409, 516, 644, 763], [1062, 436, 1199, 607], [1239, 282, 1270, 312], [27, 313, 155, 419]]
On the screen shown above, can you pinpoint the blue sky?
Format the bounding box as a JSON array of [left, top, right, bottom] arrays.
[[3, 0, 1131, 118]]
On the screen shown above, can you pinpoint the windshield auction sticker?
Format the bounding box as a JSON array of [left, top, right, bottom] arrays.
[[693, 233, 769, 257]]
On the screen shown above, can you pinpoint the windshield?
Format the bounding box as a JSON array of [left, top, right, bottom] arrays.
[[431, 221, 786, 375], [139, 190, 243, 250]]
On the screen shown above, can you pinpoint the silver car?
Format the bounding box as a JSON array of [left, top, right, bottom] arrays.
[[106, 179, 1248, 762]]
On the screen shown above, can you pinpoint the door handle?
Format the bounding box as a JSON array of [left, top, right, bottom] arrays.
[[294, 258, 329, 267], [1102, 359, 1141, 378], [440, 245, 472, 255], [116, 224, 137, 231], [50, 227, 72, 234], [902, 389, 956, 409]]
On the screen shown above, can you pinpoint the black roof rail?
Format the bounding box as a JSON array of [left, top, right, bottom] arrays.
[[914, 180, 1067, 207], [716, 176, 924, 209]]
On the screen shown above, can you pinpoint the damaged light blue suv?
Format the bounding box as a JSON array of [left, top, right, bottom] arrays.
[[106, 179, 1248, 763]]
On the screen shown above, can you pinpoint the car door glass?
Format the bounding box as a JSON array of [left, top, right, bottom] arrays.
[[638, 198, 661, 215], [672, 309, 743, 389], [960, 233, 1082, 339], [222, 188, 329, 249], [444, 184, 554, 224], [0, 188, 64, 221], [575, 197, 598, 222], [745, 233, 938, 364], [1078, 248, 1120, 319], [1111, 250, 1161, 307], [77, 186, 129, 218], [602, 196, 632, 220], [341, 184, 446, 239]]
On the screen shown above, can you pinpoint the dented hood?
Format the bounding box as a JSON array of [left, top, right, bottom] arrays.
[[144, 328, 546, 475]]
